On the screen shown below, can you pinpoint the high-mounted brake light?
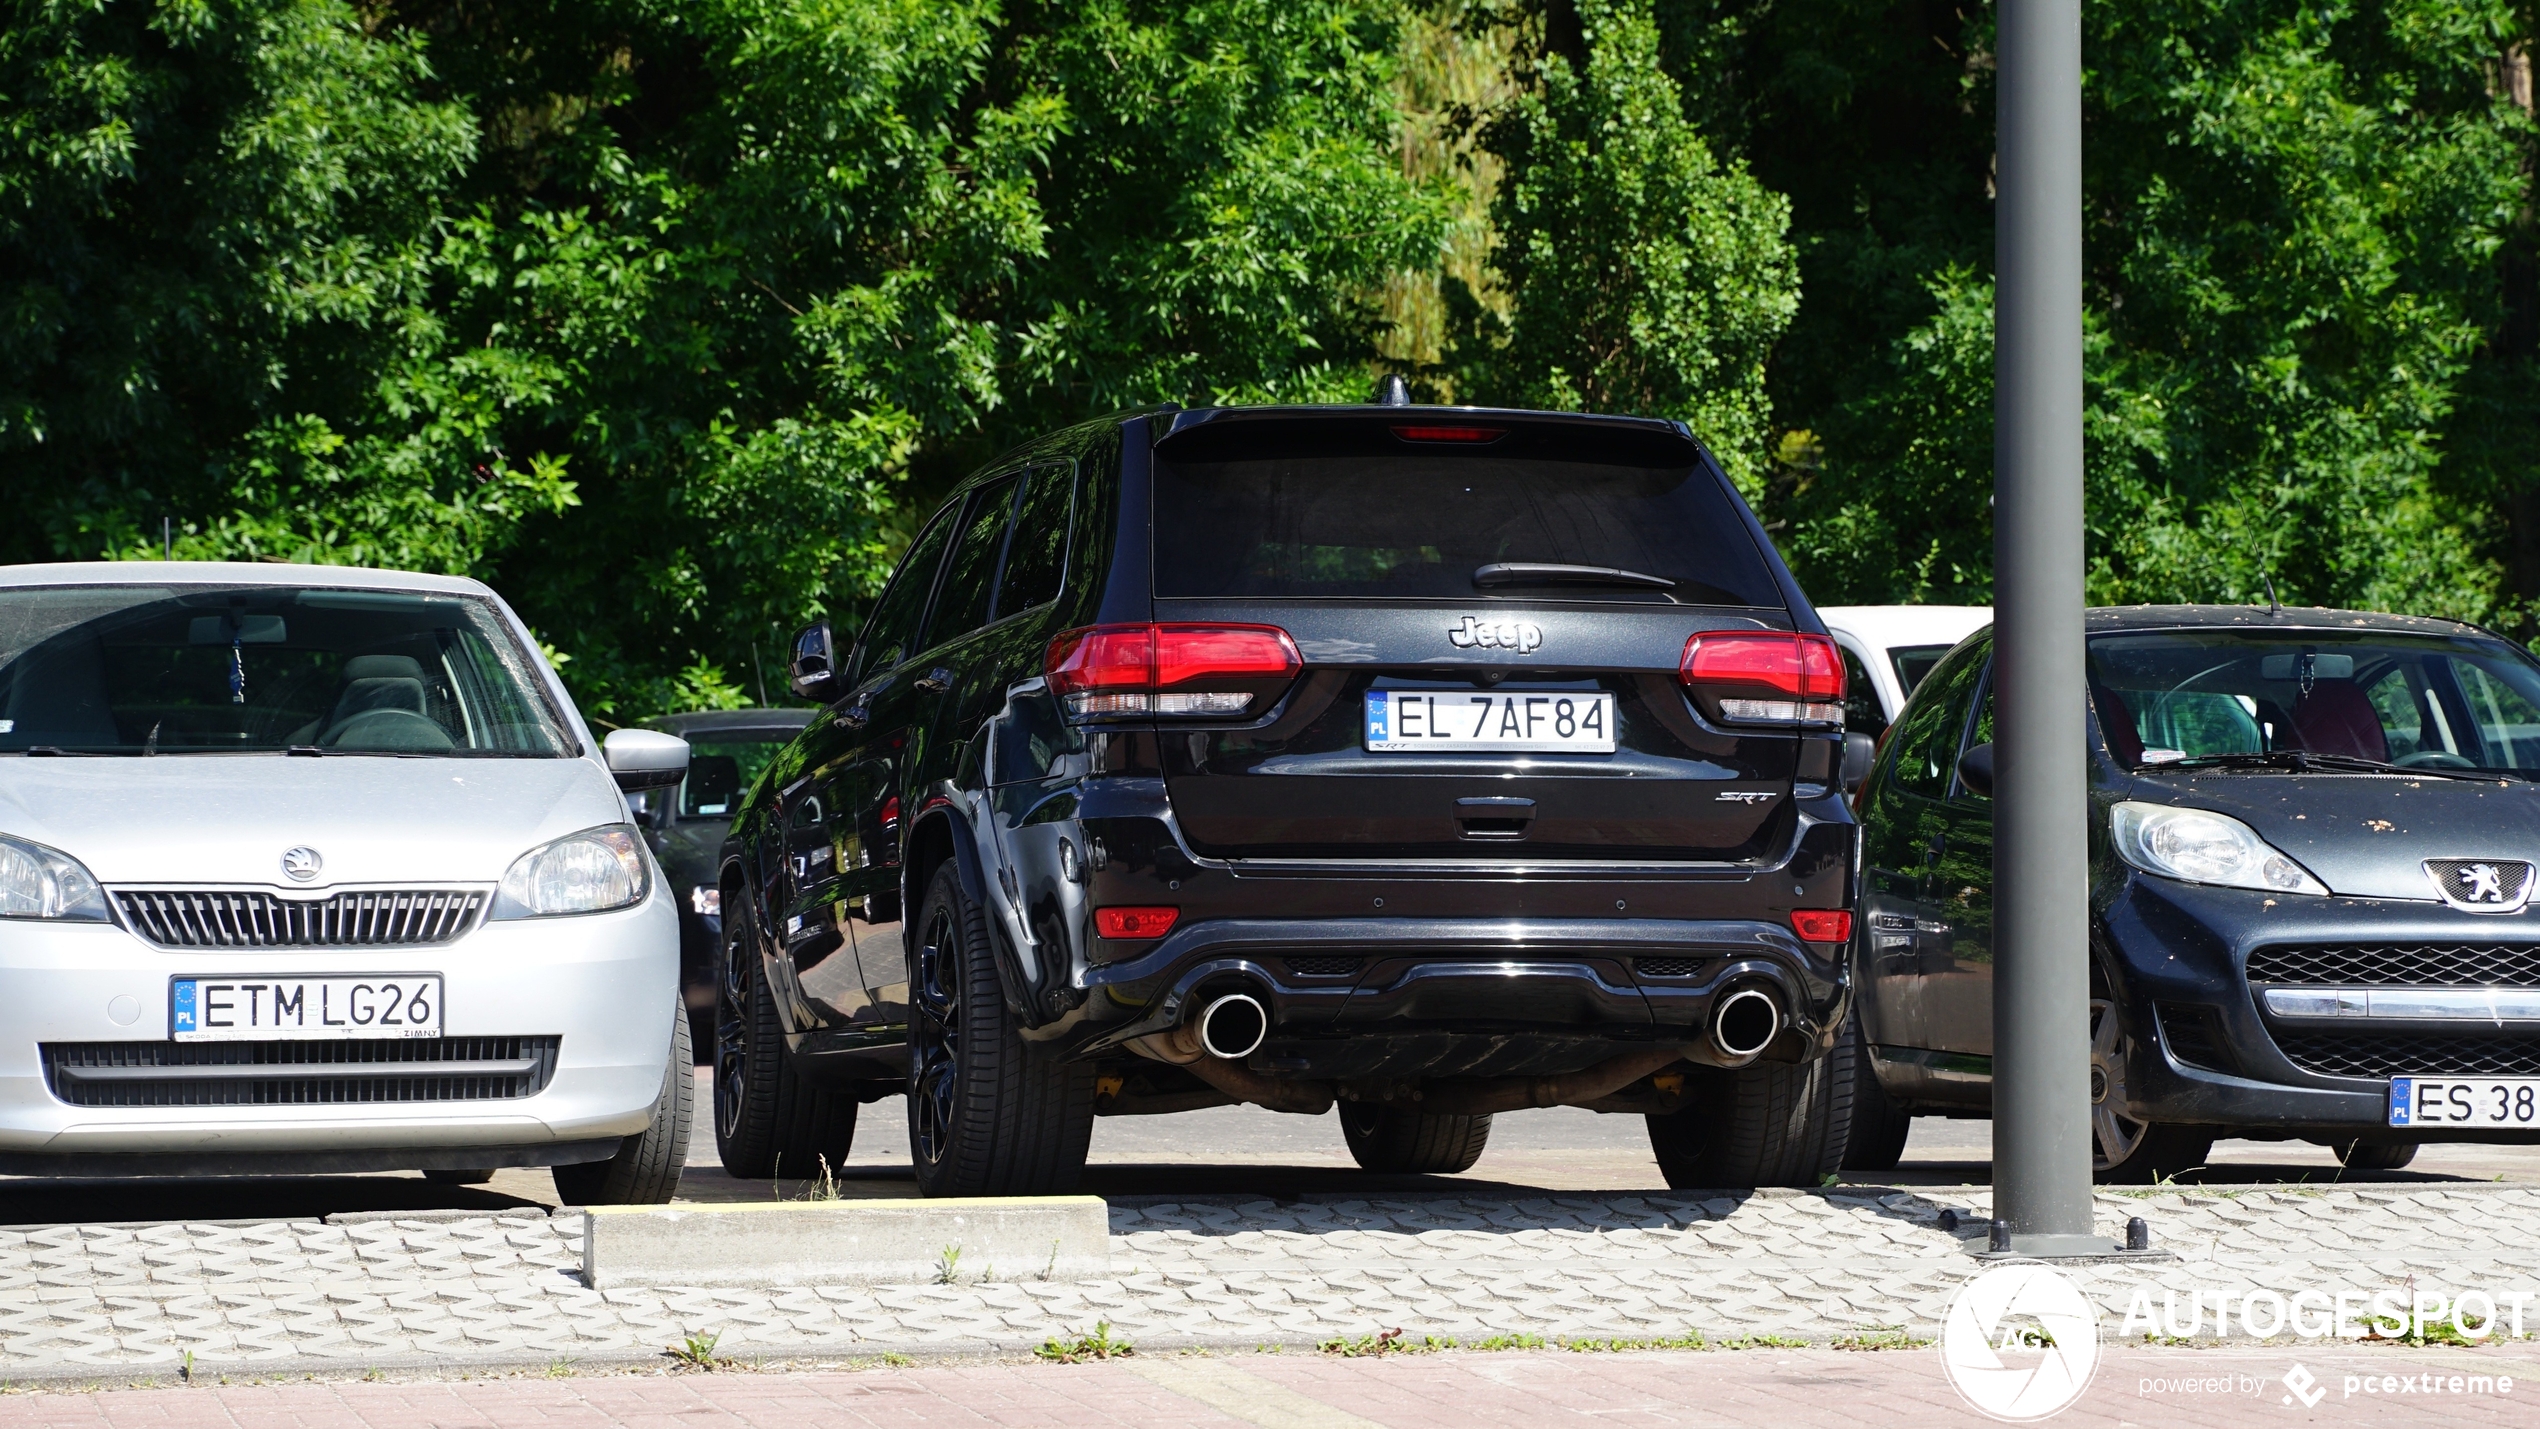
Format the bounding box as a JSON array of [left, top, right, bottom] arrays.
[[1390, 424, 1505, 443], [1679, 632, 1845, 726], [1046, 623, 1302, 718]]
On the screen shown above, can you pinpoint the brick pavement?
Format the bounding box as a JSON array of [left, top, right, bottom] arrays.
[[3, 1186, 2538, 1381], [4, 1346, 2539, 1428]]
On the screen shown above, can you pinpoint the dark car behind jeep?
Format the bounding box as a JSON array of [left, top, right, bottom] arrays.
[[629, 707, 814, 1057], [713, 401, 1863, 1195]]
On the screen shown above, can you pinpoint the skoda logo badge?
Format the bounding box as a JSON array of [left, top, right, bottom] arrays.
[[280, 847, 323, 882]]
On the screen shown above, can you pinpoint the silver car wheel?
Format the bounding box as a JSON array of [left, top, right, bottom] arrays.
[[2089, 997, 2150, 1171]]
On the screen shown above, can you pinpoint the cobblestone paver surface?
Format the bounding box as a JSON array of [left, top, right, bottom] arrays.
[[4, 1186, 2537, 1376]]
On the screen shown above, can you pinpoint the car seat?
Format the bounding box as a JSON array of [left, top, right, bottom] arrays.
[[313, 654, 450, 749], [2284, 679, 2390, 761]]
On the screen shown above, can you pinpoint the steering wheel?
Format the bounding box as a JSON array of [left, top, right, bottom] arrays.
[[2394, 750, 2476, 769], [321, 708, 456, 752]]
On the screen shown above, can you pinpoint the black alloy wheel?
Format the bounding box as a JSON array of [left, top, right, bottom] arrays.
[[711, 894, 855, 1180], [905, 863, 1095, 1197], [908, 889, 964, 1176]]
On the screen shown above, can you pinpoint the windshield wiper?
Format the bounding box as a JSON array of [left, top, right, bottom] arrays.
[[1473, 562, 1678, 592], [2156, 750, 2515, 782]]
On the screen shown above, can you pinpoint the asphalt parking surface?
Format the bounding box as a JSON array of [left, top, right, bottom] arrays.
[[2, 1066, 2532, 1225]]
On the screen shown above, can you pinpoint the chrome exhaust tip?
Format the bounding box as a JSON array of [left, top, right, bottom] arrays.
[[1710, 987, 1783, 1061], [1197, 993, 1269, 1060]]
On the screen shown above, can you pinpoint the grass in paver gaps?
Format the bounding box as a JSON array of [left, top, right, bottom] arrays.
[[1561, 1335, 1708, 1352], [665, 1330, 734, 1371], [1831, 1331, 1932, 1351], [1037, 1323, 1134, 1363]]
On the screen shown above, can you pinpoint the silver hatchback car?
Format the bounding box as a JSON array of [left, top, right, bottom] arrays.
[[0, 563, 694, 1202]]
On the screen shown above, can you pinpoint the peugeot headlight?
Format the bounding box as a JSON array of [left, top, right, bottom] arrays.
[[493, 824, 650, 917], [2110, 801, 2328, 896], [0, 833, 109, 921]]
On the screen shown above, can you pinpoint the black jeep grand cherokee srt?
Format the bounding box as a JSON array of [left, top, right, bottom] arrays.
[[712, 400, 1862, 1195]]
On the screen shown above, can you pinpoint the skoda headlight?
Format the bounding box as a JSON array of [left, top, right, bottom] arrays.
[[0, 833, 109, 921], [494, 824, 650, 918], [2110, 801, 2328, 896]]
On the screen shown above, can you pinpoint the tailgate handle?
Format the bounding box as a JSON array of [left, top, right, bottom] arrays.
[[1455, 796, 1536, 841]]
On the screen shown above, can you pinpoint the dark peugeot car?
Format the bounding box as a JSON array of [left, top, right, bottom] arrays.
[[630, 708, 814, 1055], [714, 400, 1864, 1195], [1846, 605, 2540, 1181]]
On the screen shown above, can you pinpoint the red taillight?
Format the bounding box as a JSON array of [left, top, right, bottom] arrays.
[[1790, 909, 1853, 944], [1046, 623, 1301, 717], [1680, 632, 1846, 725], [1391, 424, 1505, 443], [880, 795, 900, 830], [1095, 906, 1179, 939]]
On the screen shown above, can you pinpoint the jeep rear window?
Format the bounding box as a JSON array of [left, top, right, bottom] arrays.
[[1152, 454, 1783, 606]]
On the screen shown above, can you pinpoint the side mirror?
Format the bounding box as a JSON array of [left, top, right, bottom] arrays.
[[1841, 732, 1877, 794], [1956, 741, 1995, 798], [790, 620, 843, 703], [605, 728, 690, 793]]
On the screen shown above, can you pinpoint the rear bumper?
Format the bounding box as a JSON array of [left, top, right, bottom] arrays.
[[1060, 915, 1847, 1078]]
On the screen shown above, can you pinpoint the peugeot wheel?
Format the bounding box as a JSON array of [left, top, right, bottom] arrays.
[[2090, 998, 2212, 1183], [907, 863, 1093, 1197], [2334, 1139, 2419, 1171]]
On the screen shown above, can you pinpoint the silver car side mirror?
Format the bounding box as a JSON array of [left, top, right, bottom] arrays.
[[605, 729, 690, 793]]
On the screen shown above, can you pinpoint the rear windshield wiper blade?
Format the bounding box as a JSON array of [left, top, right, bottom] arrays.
[[1473, 562, 1678, 592], [2157, 750, 2514, 782]]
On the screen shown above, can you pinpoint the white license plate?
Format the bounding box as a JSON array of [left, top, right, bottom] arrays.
[[2389, 1076, 2540, 1128], [1365, 691, 1617, 753], [171, 976, 443, 1041]]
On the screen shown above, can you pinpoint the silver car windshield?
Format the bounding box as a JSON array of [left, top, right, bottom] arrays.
[[0, 584, 572, 756], [2089, 629, 2540, 774]]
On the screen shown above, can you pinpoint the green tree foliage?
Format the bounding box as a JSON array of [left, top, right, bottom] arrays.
[[1690, 0, 2536, 620], [4, 0, 1442, 715], [1452, 0, 1799, 498]]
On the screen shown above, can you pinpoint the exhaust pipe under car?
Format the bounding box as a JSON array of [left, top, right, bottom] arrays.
[[1708, 985, 1783, 1063], [1197, 993, 1269, 1060]]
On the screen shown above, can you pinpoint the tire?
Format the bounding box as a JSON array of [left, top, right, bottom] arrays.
[[907, 863, 1094, 1197], [2088, 997, 2212, 1184], [1340, 1103, 1492, 1174], [1838, 1015, 1911, 1172], [712, 897, 858, 1181], [553, 993, 694, 1205], [2335, 1139, 2419, 1171], [1647, 1033, 1854, 1189], [422, 1168, 494, 1185]]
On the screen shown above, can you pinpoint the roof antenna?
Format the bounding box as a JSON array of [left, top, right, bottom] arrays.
[[2263, 573, 2280, 616], [1373, 373, 1411, 407]]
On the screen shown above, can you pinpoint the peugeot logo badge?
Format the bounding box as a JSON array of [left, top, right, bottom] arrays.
[[280, 846, 323, 882]]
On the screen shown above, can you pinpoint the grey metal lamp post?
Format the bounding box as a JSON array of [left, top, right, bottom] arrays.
[[1990, 0, 2118, 1255]]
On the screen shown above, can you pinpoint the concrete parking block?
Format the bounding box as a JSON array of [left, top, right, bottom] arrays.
[[580, 1196, 1112, 1289]]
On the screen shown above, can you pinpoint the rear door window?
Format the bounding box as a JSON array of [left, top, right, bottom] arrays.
[[994, 462, 1075, 620], [1152, 454, 1781, 606], [852, 507, 961, 681], [924, 475, 1024, 649]]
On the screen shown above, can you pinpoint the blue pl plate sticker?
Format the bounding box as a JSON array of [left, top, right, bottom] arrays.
[[171, 979, 199, 1036], [2389, 1077, 2413, 1126], [1365, 691, 1391, 743]]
